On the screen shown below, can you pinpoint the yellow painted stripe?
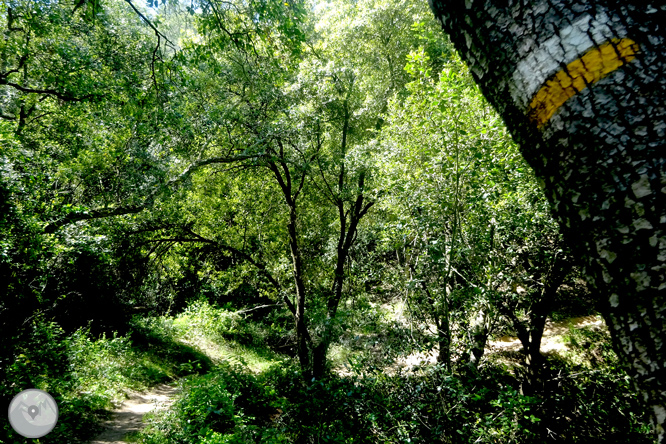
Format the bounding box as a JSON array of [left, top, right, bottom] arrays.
[[528, 38, 639, 128]]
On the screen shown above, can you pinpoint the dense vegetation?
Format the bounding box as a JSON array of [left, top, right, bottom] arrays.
[[0, 0, 656, 442]]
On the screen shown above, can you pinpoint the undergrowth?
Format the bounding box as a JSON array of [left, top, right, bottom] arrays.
[[1, 302, 654, 444], [133, 299, 287, 372], [133, 302, 654, 444], [1, 315, 209, 443]]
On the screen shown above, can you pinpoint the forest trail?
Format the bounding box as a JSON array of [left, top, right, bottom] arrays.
[[487, 314, 605, 353], [393, 314, 605, 371], [89, 383, 179, 444]]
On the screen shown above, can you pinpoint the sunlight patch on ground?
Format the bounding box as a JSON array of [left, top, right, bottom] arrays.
[[177, 335, 283, 374], [487, 315, 605, 354]]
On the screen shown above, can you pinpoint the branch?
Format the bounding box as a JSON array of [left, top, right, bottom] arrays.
[[0, 79, 96, 102], [179, 227, 297, 317], [132, 225, 296, 317], [150, 32, 162, 94], [359, 201, 374, 219], [293, 170, 307, 201], [44, 205, 144, 233], [276, 140, 293, 193], [314, 156, 338, 205], [43, 152, 265, 233], [122, 0, 175, 48], [236, 304, 279, 315], [266, 160, 292, 205]]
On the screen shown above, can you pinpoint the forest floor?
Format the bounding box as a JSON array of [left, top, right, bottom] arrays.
[[88, 383, 179, 444], [389, 314, 605, 372], [87, 313, 605, 442]]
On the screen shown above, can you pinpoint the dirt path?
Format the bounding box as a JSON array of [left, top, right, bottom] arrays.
[[89, 383, 179, 444], [388, 314, 606, 372], [486, 314, 605, 353]]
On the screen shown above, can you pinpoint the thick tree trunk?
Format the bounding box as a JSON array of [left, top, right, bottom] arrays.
[[428, 0, 666, 439]]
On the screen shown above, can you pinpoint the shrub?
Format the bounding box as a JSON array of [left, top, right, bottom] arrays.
[[140, 363, 287, 444]]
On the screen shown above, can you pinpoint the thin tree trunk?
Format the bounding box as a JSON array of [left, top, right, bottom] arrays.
[[466, 309, 489, 369], [436, 287, 451, 368], [312, 171, 373, 379], [268, 155, 314, 379], [287, 204, 312, 379], [428, 1, 666, 439]]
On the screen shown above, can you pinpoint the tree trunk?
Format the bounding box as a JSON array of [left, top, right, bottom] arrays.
[[466, 309, 489, 369], [312, 170, 374, 379], [436, 291, 451, 369], [287, 203, 312, 379], [428, 1, 666, 439]]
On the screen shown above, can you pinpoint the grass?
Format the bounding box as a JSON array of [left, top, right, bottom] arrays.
[[3, 299, 654, 444], [2, 299, 288, 443], [157, 299, 288, 373]]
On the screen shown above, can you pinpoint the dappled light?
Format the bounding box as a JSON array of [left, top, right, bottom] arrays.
[[1, 0, 662, 443]]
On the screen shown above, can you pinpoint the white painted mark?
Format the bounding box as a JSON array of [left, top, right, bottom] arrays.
[[510, 12, 619, 109]]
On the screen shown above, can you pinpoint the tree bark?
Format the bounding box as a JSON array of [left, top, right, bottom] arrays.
[[428, 0, 666, 439], [312, 171, 374, 379], [466, 308, 488, 369], [287, 203, 313, 379]]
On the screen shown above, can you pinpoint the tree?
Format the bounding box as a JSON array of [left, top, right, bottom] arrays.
[[112, 0, 438, 380], [378, 47, 576, 386], [377, 47, 508, 370], [427, 0, 666, 439]]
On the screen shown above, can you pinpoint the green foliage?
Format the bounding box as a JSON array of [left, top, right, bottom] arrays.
[[0, 315, 210, 443], [561, 324, 617, 367], [136, 336, 655, 443], [68, 328, 168, 397], [1, 319, 103, 443], [0, 0, 658, 442], [138, 360, 543, 444], [134, 299, 287, 372], [139, 364, 288, 444], [534, 359, 654, 443]]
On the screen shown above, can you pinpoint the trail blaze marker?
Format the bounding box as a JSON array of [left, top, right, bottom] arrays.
[[528, 38, 640, 128]]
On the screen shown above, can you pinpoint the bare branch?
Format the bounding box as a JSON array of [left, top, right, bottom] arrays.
[[122, 0, 175, 48]]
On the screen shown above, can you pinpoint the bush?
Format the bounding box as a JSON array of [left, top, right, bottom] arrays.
[[1, 319, 105, 443], [1, 315, 216, 444], [140, 363, 287, 444], [138, 360, 546, 444], [533, 359, 654, 443]]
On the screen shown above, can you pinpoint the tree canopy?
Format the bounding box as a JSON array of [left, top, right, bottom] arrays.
[[0, 0, 660, 442]]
